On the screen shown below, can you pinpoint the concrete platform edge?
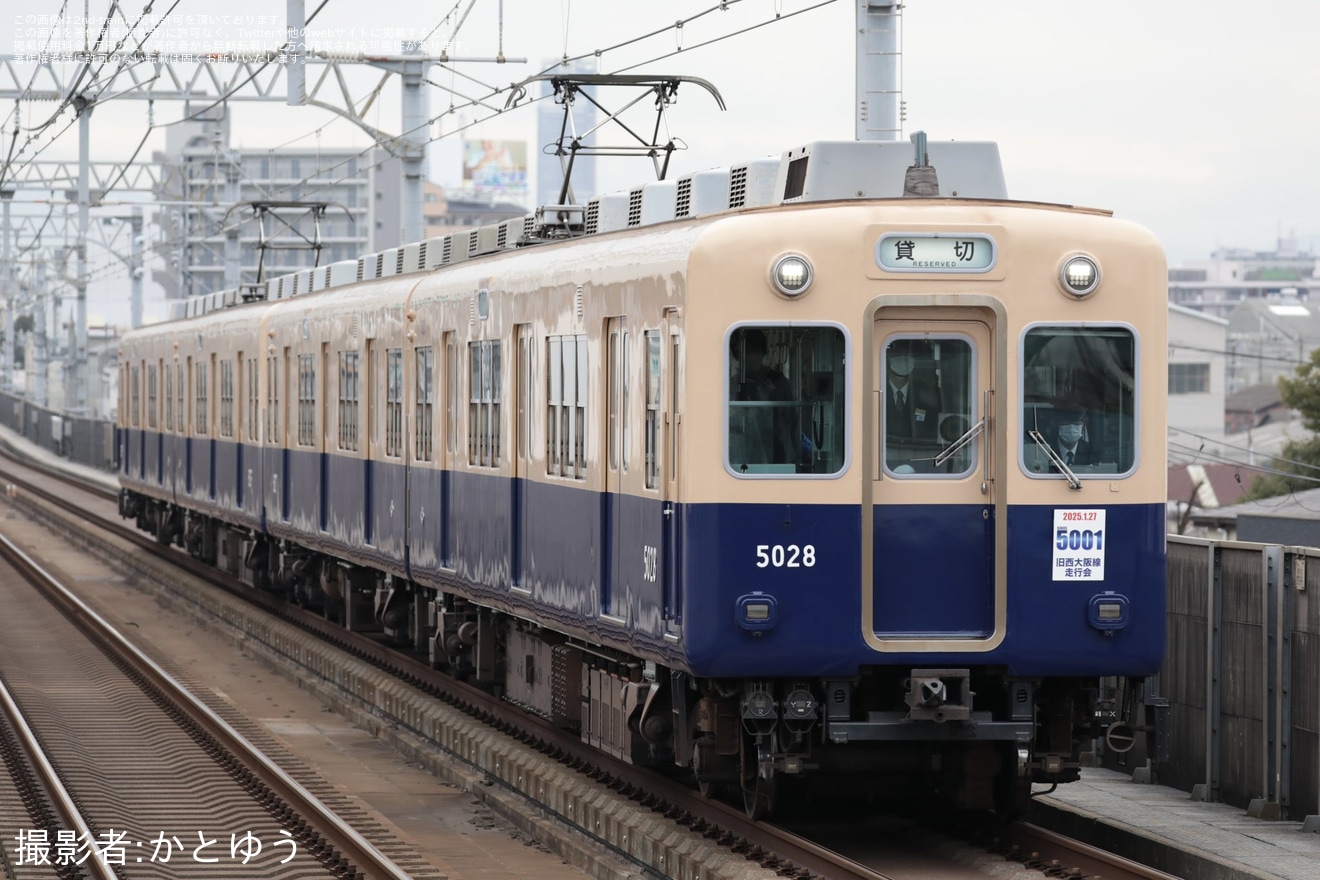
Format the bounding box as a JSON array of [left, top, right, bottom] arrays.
[[1029, 799, 1288, 880]]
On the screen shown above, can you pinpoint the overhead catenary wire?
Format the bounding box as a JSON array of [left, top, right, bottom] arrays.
[[50, 0, 835, 266], [1168, 424, 1320, 475], [0, 0, 185, 189], [1166, 441, 1320, 485], [11, 0, 839, 307]]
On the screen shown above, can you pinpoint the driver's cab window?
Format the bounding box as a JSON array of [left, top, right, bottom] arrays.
[[726, 325, 846, 477], [1021, 325, 1137, 478], [883, 335, 976, 477]]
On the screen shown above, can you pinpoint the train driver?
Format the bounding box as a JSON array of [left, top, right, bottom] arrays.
[[729, 328, 798, 468], [884, 338, 944, 474], [1052, 406, 1098, 468]]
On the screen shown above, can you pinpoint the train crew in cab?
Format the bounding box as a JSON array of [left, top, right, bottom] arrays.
[[885, 339, 941, 442], [729, 328, 797, 470], [1052, 406, 1097, 468], [884, 338, 945, 474]]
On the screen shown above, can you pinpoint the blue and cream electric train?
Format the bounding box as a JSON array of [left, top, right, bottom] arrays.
[[118, 138, 1167, 817]]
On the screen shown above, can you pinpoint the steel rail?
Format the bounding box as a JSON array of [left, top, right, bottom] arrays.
[[1006, 821, 1185, 880], [0, 673, 119, 880], [0, 453, 894, 880], [0, 528, 415, 880]]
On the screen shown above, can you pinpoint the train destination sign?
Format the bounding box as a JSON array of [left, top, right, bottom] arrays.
[[875, 233, 996, 273]]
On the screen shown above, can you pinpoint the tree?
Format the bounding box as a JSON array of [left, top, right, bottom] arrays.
[[1244, 348, 1320, 499]]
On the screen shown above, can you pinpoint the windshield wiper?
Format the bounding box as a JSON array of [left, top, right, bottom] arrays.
[[933, 417, 985, 468], [1027, 429, 1082, 490]]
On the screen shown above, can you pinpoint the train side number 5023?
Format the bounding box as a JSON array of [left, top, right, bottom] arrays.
[[756, 544, 817, 568]]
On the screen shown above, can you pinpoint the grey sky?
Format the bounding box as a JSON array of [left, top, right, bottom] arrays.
[[4, 1, 1316, 325]]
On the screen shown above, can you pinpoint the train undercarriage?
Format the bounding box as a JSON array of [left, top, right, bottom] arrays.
[[124, 493, 1108, 819]]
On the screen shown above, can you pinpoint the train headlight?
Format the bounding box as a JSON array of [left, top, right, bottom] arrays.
[[771, 254, 813, 298], [1059, 254, 1100, 298]]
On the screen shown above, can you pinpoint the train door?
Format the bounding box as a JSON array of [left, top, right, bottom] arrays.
[[602, 317, 628, 620], [208, 353, 217, 500], [154, 360, 164, 485], [441, 333, 456, 568], [866, 306, 1006, 645], [364, 339, 376, 545], [662, 326, 683, 636], [235, 353, 245, 509], [511, 324, 532, 589], [174, 363, 184, 500], [185, 357, 194, 495], [319, 343, 331, 532], [282, 347, 292, 522]]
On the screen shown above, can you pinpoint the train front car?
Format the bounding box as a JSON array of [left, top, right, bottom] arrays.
[[676, 143, 1167, 816]]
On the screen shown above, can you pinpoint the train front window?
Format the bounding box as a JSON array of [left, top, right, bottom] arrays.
[[882, 335, 977, 478], [727, 325, 846, 477], [1021, 326, 1137, 478]]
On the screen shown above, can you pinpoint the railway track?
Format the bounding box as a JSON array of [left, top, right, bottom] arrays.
[[0, 449, 1187, 880], [0, 528, 418, 880]]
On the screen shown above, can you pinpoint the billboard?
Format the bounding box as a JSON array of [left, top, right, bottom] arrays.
[[462, 139, 528, 194]]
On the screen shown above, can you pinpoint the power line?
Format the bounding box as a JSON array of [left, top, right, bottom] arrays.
[[1166, 441, 1320, 485], [1170, 342, 1307, 366], [1168, 425, 1320, 474]]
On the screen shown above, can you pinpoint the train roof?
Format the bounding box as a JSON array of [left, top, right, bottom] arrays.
[[165, 137, 1097, 324]]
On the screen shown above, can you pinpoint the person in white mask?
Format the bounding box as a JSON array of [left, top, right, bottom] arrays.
[[1053, 407, 1095, 468], [885, 339, 941, 445]]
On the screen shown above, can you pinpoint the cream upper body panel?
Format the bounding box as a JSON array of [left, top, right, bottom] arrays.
[[682, 199, 1167, 507]]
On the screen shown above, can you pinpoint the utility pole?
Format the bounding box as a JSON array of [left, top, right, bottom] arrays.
[[129, 207, 144, 329], [399, 41, 430, 246], [1, 189, 12, 392], [33, 255, 47, 406], [73, 100, 94, 413]]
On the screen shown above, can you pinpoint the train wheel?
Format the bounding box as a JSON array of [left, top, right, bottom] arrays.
[[993, 743, 1031, 818], [740, 737, 778, 820]]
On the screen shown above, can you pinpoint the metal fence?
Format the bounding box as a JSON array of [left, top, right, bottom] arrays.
[[1158, 536, 1320, 826], [0, 391, 116, 472]]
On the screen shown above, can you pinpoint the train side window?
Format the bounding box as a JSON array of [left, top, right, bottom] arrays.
[[297, 354, 315, 446], [131, 365, 141, 428], [727, 325, 847, 477], [265, 356, 278, 444], [220, 360, 234, 438], [1021, 325, 1137, 478], [546, 334, 588, 480], [338, 351, 360, 451], [468, 340, 501, 468], [176, 364, 185, 433], [645, 330, 661, 489], [622, 331, 630, 471], [164, 363, 174, 433], [445, 337, 457, 456], [147, 363, 158, 430], [415, 346, 434, 461], [386, 348, 403, 458], [575, 336, 587, 476], [247, 357, 258, 442], [546, 336, 562, 476], [195, 361, 209, 435]]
